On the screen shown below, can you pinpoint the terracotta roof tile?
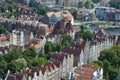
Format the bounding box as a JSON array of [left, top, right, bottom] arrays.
[[74, 65, 98, 80]]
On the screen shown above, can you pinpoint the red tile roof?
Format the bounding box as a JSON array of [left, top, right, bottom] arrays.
[[74, 65, 98, 80], [63, 39, 85, 55]]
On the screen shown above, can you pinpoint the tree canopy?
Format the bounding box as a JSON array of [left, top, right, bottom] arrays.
[[0, 47, 47, 78], [92, 0, 102, 4], [61, 34, 72, 46], [0, 28, 9, 35], [94, 44, 120, 80], [75, 25, 94, 41], [85, 0, 92, 9], [109, 0, 120, 9]]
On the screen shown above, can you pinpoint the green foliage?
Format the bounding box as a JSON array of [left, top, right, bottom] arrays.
[[62, 34, 72, 47], [109, 0, 120, 9], [0, 28, 9, 35], [72, 10, 77, 19], [44, 41, 53, 54], [92, 60, 103, 67], [0, 54, 3, 60], [78, 1, 83, 8], [0, 60, 7, 78], [0, 46, 48, 78], [44, 41, 63, 59], [0, 6, 7, 13], [36, 7, 48, 15], [96, 45, 120, 80], [61, 78, 66, 80], [92, 0, 101, 4], [14, 58, 27, 71], [29, 0, 39, 7], [85, 0, 92, 9], [75, 25, 94, 41], [8, 5, 14, 12], [23, 46, 37, 59], [32, 57, 47, 67], [109, 67, 118, 80], [55, 43, 62, 52], [6, 0, 13, 4]]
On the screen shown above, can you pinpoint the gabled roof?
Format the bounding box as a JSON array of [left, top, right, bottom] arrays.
[[74, 65, 98, 80], [51, 53, 65, 61], [63, 39, 85, 55], [46, 12, 62, 18], [7, 73, 26, 80]]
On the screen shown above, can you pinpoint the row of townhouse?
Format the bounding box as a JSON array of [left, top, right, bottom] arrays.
[[6, 52, 74, 80], [63, 28, 114, 67], [4, 28, 113, 80]]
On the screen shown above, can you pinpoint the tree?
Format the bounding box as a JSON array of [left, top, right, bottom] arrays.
[[55, 43, 62, 52], [108, 67, 118, 80], [8, 5, 14, 12], [109, 0, 120, 9], [8, 60, 18, 73], [32, 57, 47, 67], [85, 0, 92, 9], [7, 0, 13, 4], [36, 7, 48, 15], [0, 28, 9, 35], [72, 10, 77, 19], [98, 49, 118, 67], [29, 0, 39, 7], [82, 30, 94, 41], [75, 25, 93, 41], [103, 60, 110, 79], [15, 58, 27, 71], [8, 58, 27, 72], [23, 46, 37, 59], [44, 41, 53, 54], [0, 60, 7, 78], [95, 45, 120, 80], [0, 54, 3, 61], [78, 1, 83, 8], [0, 7, 6, 13], [62, 34, 72, 46], [61, 78, 66, 80], [92, 60, 103, 67], [92, 0, 101, 4]]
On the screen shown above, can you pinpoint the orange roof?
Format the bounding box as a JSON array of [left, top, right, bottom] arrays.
[[63, 11, 73, 21], [74, 65, 98, 80], [46, 12, 55, 17], [30, 43, 41, 49]]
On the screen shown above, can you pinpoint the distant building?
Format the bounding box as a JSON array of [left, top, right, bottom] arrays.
[[95, 7, 108, 20], [115, 10, 120, 21], [0, 34, 9, 54], [9, 30, 31, 46], [77, 9, 96, 21], [95, 7, 120, 21], [43, 11, 74, 25]]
